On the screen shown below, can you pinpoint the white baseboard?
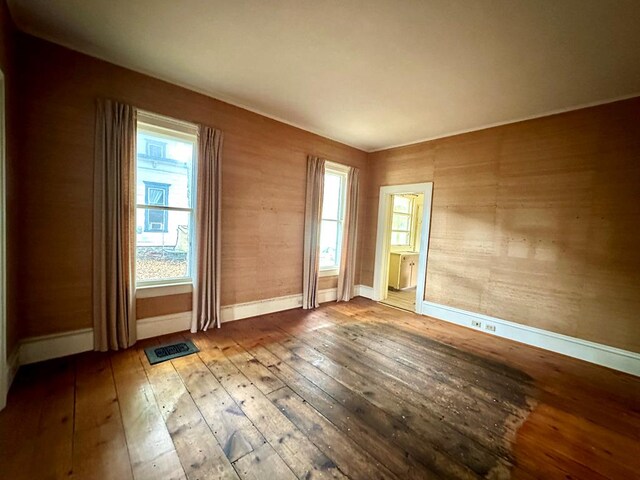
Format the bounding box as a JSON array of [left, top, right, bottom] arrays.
[[422, 301, 640, 377], [137, 312, 192, 340], [11, 286, 360, 367], [1, 346, 19, 410], [20, 328, 94, 365], [355, 284, 375, 300], [6, 347, 19, 388], [221, 287, 339, 323]]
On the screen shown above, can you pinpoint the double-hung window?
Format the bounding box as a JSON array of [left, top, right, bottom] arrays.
[[319, 162, 348, 276], [136, 112, 197, 286], [391, 195, 413, 246]]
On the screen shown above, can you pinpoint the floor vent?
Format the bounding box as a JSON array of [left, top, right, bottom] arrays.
[[144, 340, 199, 365]]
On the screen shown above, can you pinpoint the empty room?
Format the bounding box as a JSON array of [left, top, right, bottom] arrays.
[[0, 1, 638, 479]]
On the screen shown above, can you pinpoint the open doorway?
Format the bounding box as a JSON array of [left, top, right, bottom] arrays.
[[373, 183, 433, 314]]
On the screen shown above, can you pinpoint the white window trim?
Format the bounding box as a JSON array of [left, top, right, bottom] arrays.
[[136, 282, 193, 298], [390, 195, 414, 247], [319, 267, 339, 277], [135, 110, 198, 288], [319, 161, 349, 275]]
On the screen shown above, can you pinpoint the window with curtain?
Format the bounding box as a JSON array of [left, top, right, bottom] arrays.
[[391, 195, 413, 246], [136, 113, 198, 285], [319, 164, 348, 274]]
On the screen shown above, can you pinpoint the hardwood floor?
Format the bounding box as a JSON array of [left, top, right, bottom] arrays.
[[381, 287, 416, 311], [1, 298, 638, 479]]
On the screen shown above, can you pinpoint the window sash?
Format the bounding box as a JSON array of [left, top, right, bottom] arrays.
[[391, 204, 413, 246], [319, 165, 347, 271], [135, 112, 197, 287], [392, 212, 411, 233]]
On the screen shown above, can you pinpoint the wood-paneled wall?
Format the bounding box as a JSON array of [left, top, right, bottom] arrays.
[[363, 98, 640, 353], [16, 34, 367, 337], [0, 3, 20, 355]]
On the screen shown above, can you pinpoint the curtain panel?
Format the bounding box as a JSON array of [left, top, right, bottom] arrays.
[[191, 125, 224, 331], [337, 166, 359, 301], [93, 98, 137, 351], [302, 155, 325, 309]]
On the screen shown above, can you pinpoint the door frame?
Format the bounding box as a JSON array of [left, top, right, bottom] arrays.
[[0, 70, 7, 410], [373, 182, 433, 314]]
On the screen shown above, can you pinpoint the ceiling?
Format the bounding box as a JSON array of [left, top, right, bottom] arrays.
[[8, 0, 640, 152]]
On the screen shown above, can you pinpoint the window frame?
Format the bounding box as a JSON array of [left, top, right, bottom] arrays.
[[390, 195, 413, 247], [135, 110, 198, 288], [319, 161, 349, 277]]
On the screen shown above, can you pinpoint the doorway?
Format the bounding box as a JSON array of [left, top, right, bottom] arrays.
[[373, 183, 433, 314]]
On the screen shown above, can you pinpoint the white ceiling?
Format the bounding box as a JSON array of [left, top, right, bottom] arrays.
[[8, 0, 640, 151]]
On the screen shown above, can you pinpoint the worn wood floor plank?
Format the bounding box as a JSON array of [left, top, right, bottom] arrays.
[[171, 349, 266, 463], [111, 345, 186, 480], [27, 358, 76, 480], [244, 340, 433, 480], [71, 351, 133, 480], [138, 344, 240, 480], [199, 333, 345, 480], [232, 442, 298, 480], [1, 298, 638, 480]]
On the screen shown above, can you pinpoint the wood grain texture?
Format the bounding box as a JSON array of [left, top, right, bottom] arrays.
[[1, 299, 638, 479], [363, 98, 640, 352], [15, 33, 367, 337]]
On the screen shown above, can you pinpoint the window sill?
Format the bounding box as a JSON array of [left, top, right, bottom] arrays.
[[136, 282, 193, 299], [319, 268, 339, 278]]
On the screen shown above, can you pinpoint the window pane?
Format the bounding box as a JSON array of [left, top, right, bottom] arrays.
[[137, 130, 194, 209], [393, 196, 411, 213], [392, 213, 410, 231], [319, 219, 339, 268], [136, 208, 191, 282], [322, 173, 342, 220], [391, 231, 410, 246]]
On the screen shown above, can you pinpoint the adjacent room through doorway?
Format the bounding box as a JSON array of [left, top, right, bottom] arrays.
[[373, 182, 433, 315], [380, 193, 424, 311]]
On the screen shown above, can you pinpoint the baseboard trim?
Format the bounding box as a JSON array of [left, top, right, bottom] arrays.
[[6, 347, 19, 388], [19, 328, 94, 365], [221, 287, 339, 323], [12, 286, 360, 366], [355, 284, 375, 300], [422, 301, 640, 377], [1, 346, 19, 410]]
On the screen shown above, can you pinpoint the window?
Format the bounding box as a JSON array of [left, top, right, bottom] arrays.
[[136, 112, 197, 286], [146, 140, 166, 158], [144, 182, 170, 232], [319, 163, 348, 274], [391, 195, 413, 246]]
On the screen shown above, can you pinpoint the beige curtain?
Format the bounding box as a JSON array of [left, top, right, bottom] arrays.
[[302, 155, 325, 309], [191, 125, 224, 331], [337, 167, 360, 301], [93, 99, 137, 351]]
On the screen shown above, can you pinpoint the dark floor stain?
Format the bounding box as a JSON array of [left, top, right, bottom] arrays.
[[333, 321, 538, 478]]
